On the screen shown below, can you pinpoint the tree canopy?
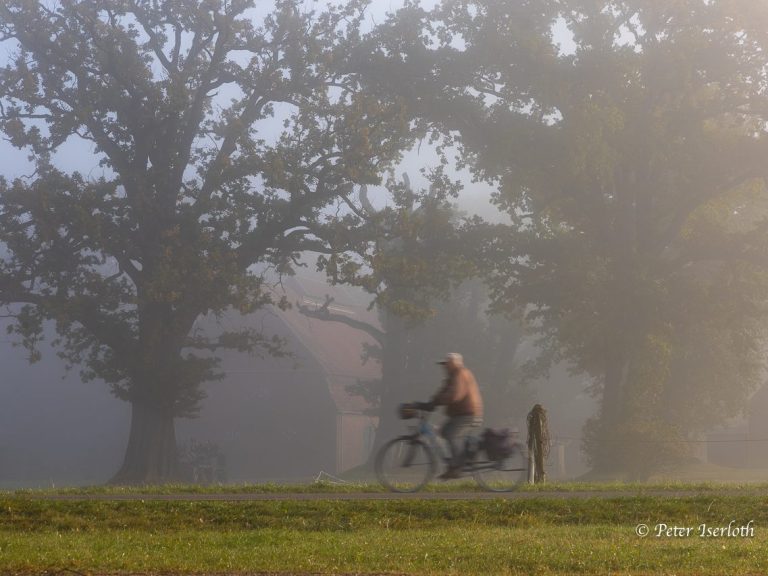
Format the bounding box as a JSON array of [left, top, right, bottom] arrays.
[[300, 171, 527, 459], [359, 0, 768, 476], [0, 0, 412, 483], [3, 0, 768, 482]]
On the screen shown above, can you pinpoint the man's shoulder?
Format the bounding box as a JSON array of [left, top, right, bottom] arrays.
[[458, 367, 477, 381]]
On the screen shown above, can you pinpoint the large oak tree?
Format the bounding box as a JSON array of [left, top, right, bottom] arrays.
[[363, 0, 768, 476], [464, 0, 768, 476], [0, 0, 410, 483]]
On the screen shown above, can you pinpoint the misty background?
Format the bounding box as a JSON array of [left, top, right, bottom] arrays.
[[2, 0, 768, 486]]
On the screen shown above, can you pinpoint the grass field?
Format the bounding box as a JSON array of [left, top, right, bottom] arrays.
[[10, 478, 768, 495], [2, 484, 768, 575]]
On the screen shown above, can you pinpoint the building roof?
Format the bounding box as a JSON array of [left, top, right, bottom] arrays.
[[279, 273, 381, 414]]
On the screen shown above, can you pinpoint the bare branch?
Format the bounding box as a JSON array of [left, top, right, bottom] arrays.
[[340, 192, 368, 220], [0, 112, 54, 120], [131, 6, 177, 75], [297, 295, 384, 344], [172, 23, 183, 66], [194, 94, 270, 212]]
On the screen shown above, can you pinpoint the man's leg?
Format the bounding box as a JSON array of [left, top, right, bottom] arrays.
[[441, 416, 479, 477]]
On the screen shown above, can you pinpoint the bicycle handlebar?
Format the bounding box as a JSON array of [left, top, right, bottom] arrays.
[[413, 401, 435, 412], [398, 401, 435, 420]]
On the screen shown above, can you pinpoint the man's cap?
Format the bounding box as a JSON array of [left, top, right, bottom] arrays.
[[437, 352, 464, 366]]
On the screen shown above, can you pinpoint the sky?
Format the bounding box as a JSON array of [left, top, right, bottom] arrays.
[[0, 0, 508, 221]]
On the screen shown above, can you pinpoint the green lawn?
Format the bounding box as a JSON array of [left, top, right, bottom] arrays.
[[2, 487, 767, 575], [9, 479, 768, 495]]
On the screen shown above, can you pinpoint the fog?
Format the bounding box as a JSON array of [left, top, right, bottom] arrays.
[[2, 0, 768, 487]]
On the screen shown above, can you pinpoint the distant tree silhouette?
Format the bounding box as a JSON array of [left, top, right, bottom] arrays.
[[300, 173, 525, 458], [357, 0, 768, 476]]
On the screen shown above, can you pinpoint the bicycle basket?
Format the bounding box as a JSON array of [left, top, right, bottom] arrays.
[[399, 403, 419, 420], [482, 428, 515, 460]]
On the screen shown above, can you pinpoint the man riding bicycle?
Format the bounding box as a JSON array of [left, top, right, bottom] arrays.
[[428, 352, 483, 479]]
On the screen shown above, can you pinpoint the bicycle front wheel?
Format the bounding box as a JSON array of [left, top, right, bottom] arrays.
[[375, 436, 436, 492], [473, 446, 528, 492]]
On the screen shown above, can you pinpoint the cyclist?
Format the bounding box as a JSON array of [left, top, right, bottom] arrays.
[[428, 352, 483, 479]]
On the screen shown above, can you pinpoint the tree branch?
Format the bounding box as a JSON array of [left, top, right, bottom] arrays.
[[195, 94, 271, 213], [131, 7, 177, 75], [340, 192, 369, 220], [297, 295, 384, 344], [174, 10, 242, 191]]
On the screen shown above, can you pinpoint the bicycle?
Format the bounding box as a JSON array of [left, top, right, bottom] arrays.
[[374, 402, 529, 492]]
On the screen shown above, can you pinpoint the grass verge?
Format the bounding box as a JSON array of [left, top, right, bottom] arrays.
[[2, 490, 767, 574], [7, 479, 768, 497]]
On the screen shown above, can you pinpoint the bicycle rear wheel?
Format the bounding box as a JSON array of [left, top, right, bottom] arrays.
[[473, 445, 528, 492], [375, 436, 436, 492]]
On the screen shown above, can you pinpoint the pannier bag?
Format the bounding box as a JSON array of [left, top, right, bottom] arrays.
[[482, 428, 515, 461]]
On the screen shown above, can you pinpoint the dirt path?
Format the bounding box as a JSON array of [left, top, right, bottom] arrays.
[[29, 489, 735, 501]]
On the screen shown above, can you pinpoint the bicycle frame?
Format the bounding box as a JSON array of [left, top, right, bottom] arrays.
[[407, 414, 447, 461], [405, 409, 521, 475]]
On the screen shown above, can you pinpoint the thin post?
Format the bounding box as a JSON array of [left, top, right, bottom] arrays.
[[527, 404, 551, 484]]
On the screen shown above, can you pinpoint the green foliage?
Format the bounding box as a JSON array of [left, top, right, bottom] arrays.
[[311, 172, 525, 435], [318, 169, 472, 324], [582, 415, 691, 482], [375, 0, 768, 475], [0, 0, 411, 401], [0, 0, 414, 479]]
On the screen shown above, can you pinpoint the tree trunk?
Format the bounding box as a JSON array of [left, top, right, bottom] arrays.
[[602, 346, 629, 426], [110, 295, 187, 485], [368, 312, 410, 459], [110, 400, 179, 485], [590, 192, 636, 475]]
